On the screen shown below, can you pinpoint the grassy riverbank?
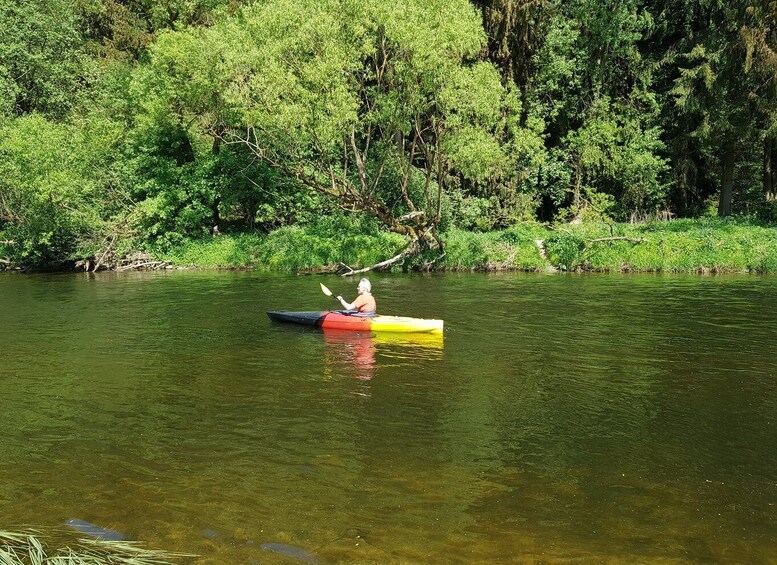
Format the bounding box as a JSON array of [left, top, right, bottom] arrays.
[[151, 218, 777, 274]]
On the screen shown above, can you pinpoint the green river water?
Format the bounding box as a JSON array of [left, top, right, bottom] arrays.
[[0, 271, 775, 564]]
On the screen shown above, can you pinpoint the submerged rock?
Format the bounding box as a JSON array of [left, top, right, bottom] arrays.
[[260, 542, 318, 563], [65, 518, 125, 541]]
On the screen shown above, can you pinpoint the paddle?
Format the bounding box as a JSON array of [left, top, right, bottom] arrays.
[[320, 283, 340, 303]]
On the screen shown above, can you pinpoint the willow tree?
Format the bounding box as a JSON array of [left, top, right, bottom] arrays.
[[140, 0, 542, 263]]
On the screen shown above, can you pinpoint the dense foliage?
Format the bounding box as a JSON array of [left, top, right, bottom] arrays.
[[0, 0, 774, 268]]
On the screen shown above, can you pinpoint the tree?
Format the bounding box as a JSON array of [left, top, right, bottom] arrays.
[[473, 0, 553, 122], [564, 96, 668, 216], [0, 113, 126, 264], [75, 0, 243, 61], [0, 0, 89, 117], [140, 0, 544, 262], [523, 0, 668, 219], [645, 0, 771, 216], [741, 0, 777, 201]]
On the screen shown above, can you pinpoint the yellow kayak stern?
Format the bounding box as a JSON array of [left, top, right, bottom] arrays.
[[370, 315, 444, 334]]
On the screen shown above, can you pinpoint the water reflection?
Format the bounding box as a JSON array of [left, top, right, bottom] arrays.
[[372, 331, 444, 357], [322, 329, 377, 384], [321, 329, 444, 394]]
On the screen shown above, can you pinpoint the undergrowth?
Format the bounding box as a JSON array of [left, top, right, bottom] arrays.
[[141, 218, 777, 274]]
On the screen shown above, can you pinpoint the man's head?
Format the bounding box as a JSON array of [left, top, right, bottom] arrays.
[[357, 278, 371, 294]]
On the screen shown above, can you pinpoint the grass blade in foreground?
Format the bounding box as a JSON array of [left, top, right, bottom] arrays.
[[0, 529, 195, 565]]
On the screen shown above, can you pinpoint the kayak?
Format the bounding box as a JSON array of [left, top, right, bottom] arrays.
[[267, 310, 444, 334]]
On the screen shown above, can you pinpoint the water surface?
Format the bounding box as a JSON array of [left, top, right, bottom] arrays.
[[1, 271, 775, 563]]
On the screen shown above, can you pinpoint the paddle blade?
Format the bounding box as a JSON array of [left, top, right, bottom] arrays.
[[320, 283, 333, 297]]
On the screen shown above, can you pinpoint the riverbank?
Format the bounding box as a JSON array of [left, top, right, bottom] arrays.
[[153, 218, 777, 274], [2, 218, 776, 274]]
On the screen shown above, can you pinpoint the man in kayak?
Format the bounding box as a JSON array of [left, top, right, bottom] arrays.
[[336, 278, 377, 314]]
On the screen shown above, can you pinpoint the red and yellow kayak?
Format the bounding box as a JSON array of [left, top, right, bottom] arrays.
[[267, 310, 444, 334]]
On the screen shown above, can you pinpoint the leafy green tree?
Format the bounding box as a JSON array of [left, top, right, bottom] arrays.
[[525, 0, 667, 220], [564, 97, 668, 217], [0, 0, 89, 117], [473, 0, 553, 121], [119, 53, 311, 244], [0, 113, 126, 264], [140, 0, 544, 258], [205, 147, 320, 232]]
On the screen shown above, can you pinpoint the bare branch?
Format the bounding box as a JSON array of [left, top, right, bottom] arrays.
[[349, 129, 370, 194]]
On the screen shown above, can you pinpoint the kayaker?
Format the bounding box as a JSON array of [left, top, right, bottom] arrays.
[[336, 278, 377, 314]]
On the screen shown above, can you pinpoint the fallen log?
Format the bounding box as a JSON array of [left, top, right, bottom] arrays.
[[339, 238, 421, 276], [420, 251, 446, 272], [117, 260, 172, 271], [587, 237, 644, 243]]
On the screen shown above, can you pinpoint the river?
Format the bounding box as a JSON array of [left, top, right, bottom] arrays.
[[1, 271, 775, 563]]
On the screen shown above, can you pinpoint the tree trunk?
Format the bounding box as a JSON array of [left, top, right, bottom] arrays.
[[765, 136, 777, 201], [766, 68, 777, 201], [573, 165, 582, 209], [718, 144, 735, 216], [211, 127, 224, 227], [765, 26, 777, 201], [212, 195, 221, 229], [764, 69, 777, 203]]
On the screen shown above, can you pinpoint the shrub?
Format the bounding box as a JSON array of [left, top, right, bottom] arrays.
[[543, 232, 585, 271]]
